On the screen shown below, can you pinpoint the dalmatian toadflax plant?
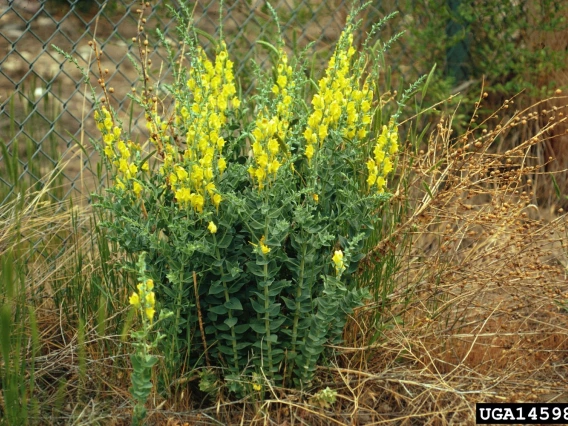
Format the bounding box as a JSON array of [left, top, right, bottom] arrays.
[[92, 3, 402, 393]]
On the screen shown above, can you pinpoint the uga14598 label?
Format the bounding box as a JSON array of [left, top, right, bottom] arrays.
[[477, 403, 568, 424]]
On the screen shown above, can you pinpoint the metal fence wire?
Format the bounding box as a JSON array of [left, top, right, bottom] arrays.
[[1, 0, 565, 206], [0, 0, 420, 205]]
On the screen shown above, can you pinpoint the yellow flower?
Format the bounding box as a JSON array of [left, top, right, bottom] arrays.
[[367, 173, 377, 186], [129, 292, 141, 308], [208, 221, 218, 234], [313, 193, 319, 203], [115, 178, 126, 191], [104, 117, 113, 131], [305, 144, 315, 161], [176, 165, 188, 181], [260, 239, 271, 255], [252, 383, 262, 391], [104, 145, 114, 159], [145, 307, 155, 322], [267, 138, 279, 155], [128, 163, 138, 178], [145, 291, 155, 306], [146, 279, 154, 290], [118, 158, 129, 175], [175, 187, 191, 207], [218, 157, 227, 174], [212, 193, 222, 208], [332, 250, 344, 274], [133, 181, 143, 198], [268, 159, 281, 175], [191, 194, 204, 213]]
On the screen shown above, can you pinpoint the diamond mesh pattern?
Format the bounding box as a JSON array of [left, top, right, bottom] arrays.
[[0, 0, 418, 205]]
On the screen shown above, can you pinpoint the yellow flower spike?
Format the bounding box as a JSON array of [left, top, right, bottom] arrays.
[[129, 292, 141, 308], [208, 221, 218, 234]]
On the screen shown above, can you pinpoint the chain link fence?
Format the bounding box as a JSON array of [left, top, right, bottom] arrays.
[[2, 0, 566, 206], [0, 0, 424, 206]]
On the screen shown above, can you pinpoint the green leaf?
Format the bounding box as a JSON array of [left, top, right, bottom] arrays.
[[235, 341, 250, 350], [208, 281, 225, 296], [224, 297, 243, 310], [250, 299, 266, 314], [422, 181, 434, 200], [209, 305, 228, 315], [250, 321, 266, 333], [217, 233, 233, 249], [224, 317, 238, 328], [268, 303, 281, 316], [234, 324, 250, 334]]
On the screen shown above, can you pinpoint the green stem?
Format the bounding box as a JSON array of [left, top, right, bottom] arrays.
[[262, 215, 274, 377], [290, 241, 307, 358], [263, 260, 274, 376], [214, 235, 239, 372]]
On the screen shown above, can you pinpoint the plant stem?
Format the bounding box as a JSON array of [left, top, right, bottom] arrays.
[[192, 271, 210, 366], [290, 241, 307, 358], [214, 239, 239, 372], [263, 217, 274, 377], [263, 260, 274, 376]]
